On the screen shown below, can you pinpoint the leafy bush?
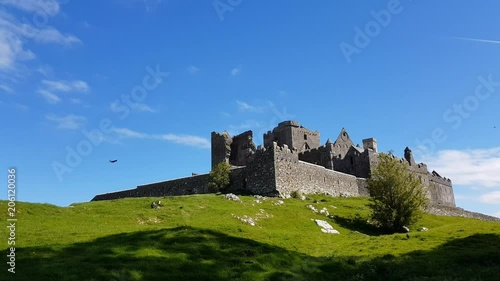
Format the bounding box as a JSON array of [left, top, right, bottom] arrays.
[[367, 152, 428, 233], [208, 161, 231, 192]]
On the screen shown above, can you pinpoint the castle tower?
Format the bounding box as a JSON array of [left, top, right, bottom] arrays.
[[404, 147, 416, 166], [211, 131, 232, 169], [362, 138, 378, 153], [263, 121, 320, 152]]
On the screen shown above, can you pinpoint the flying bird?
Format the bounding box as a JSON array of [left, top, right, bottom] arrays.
[[109, 160, 118, 163]]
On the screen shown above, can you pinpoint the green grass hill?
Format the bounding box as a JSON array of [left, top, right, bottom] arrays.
[[1, 194, 499, 280]]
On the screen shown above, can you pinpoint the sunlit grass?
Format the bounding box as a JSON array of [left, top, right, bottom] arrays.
[[1, 194, 499, 280]]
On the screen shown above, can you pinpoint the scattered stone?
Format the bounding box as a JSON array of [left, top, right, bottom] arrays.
[[418, 227, 429, 232], [254, 199, 262, 204], [279, 193, 292, 199], [320, 208, 330, 216], [224, 193, 241, 202], [254, 195, 267, 200], [307, 205, 319, 213], [231, 214, 256, 226], [339, 192, 352, 198], [300, 195, 307, 201], [313, 219, 340, 234], [273, 200, 285, 206], [151, 200, 163, 209], [402, 226, 410, 233]]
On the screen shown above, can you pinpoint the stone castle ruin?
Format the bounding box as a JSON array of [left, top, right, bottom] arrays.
[[92, 121, 456, 207]]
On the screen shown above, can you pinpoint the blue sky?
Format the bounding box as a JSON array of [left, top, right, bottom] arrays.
[[1, 0, 499, 217]]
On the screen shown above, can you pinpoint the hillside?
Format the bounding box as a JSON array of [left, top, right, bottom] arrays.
[[2, 195, 499, 281]]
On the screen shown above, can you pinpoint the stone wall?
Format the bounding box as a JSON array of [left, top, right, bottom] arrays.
[[245, 147, 277, 196], [270, 143, 365, 197], [92, 167, 247, 201], [428, 175, 455, 207], [426, 204, 500, 222]]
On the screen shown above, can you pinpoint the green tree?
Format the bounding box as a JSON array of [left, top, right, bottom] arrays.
[[208, 162, 231, 192], [367, 152, 428, 233]]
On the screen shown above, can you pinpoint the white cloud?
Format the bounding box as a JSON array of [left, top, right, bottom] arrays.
[[46, 114, 86, 129], [110, 101, 156, 113], [41, 80, 89, 93], [231, 67, 241, 76], [452, 36, 500, 45], [0, 28, 36, 70], [0, 0, 60, 16], [33, 28, 81, 45], [0, 83, 13, 93], [113, 128, 146, 138], [186, 65, 200, 74], [112, 127, 210, 149], [37, 89, 61, 104], [38, 79, 89, 104], [479, 191, 500, 204], [0, 4, 80, 76], [36, 65, 53, 77], [236, 100, 274, 113], [422, 147, 500, 188], [494, 211, 500, 218], [135, 103, 156, 113]]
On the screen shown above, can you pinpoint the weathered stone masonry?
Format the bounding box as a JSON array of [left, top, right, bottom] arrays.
[[92, 120, 455, 208]]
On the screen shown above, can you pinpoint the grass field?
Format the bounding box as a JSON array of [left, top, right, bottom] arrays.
[[1, 194, 499, 280]]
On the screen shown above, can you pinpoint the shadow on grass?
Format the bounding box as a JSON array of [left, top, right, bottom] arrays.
[[331, 213, 386, 236], [9, 228, 500, 281]]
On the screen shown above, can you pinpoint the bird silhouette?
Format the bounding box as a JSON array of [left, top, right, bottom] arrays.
[[109, 160, 118, 163]]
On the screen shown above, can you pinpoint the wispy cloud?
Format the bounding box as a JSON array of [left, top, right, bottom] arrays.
[[112, 128, 210, 149], [41, 80, 89, 93], [236, 100, 274, 113], [46, 114, 86, 129], [136, 103, 157, 113], [479, 191, 500, 204], [37, 89, 61, 104], [110, 101, 157, 113], [0, 83, 13, 94], [38, 79, 89, 104], [0, 2, 81, 79], [451, 36, 500, 45], [422, 147, 500, 188], [231, 66, 241, 76], [186, 65, 200, 75]]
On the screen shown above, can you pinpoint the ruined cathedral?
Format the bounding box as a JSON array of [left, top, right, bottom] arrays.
[[93, 121, 456, 207]]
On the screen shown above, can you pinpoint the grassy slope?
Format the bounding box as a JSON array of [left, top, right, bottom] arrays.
[[1, 195, 499, 281]]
